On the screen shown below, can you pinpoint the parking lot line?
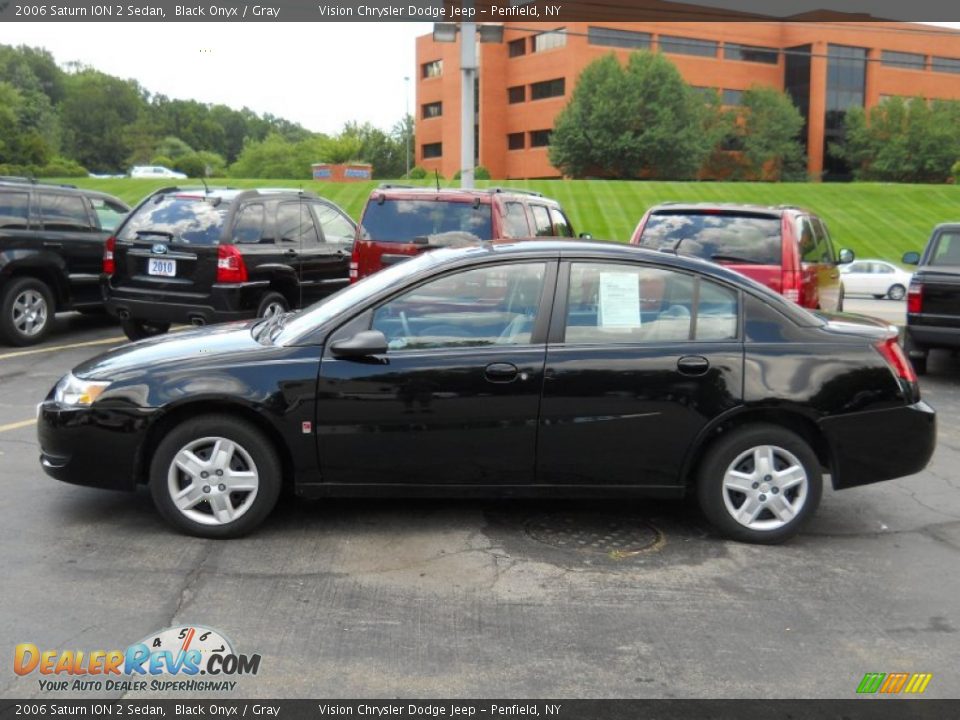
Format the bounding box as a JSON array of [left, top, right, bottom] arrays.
[[0, 336, 125, 362], [0, 418, 36, 433]]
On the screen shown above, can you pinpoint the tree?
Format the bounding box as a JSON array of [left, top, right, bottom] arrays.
[[833, 97, 960, 183], [735, 86, 806, 181], [549, 52, 716, 179]]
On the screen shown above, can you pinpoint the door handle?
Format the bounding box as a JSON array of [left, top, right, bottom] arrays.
[[283, 249, 297, 257], [485, 362, 519, 383], [677, 355, 710, 376]]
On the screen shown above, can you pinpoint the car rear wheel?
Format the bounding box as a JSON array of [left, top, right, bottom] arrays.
[[888, 284, 906, 301], [121, 318, 170, 341], [697, 425, 822, 544], [149, 414, 281, 538], [256, 291, 288, 319], [0, 277, 54, 346]]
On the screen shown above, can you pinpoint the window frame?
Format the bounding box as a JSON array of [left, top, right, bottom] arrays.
[[548, 260, 743, 346], [659, 35, 718, 58], [529, 129, 552, 148], [421, 59, 443, 79], [587, 26, 651, 50], [507, 85, 526, 104], [422, 101, 443, 119]]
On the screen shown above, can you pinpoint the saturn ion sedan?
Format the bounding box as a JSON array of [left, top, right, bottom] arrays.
[[38, 241, 936, 543]]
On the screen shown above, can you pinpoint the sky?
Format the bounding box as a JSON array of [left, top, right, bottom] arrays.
[[0, 20, 957, 136]]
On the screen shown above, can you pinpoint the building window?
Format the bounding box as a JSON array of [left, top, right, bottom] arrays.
[[881, 51, 925, 70], [530, 78, 565, 101], [507, 133, 525, 150], [724, 43, 778, 64], [531, 28, 566, 53], [932, 56, 960, 74], [825, 44, 867, 178], [508, 85, 526, 104], [659, 35, 718, 58], [508, 38, 526, 57], [422, 60, 442, 79], [587, 26, 651, 50], [530, 130, 552, 147], [422, 102, 442, 119], [422, 142, 442, 159], [721, 89, 744, 105], [690, 86, 717, 101], [784, 44, 812, 153]]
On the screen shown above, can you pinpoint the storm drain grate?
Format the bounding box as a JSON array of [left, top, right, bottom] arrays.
[[524, 513, 663, 557]]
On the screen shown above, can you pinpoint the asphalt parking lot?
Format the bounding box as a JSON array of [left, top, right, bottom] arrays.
[[1, 298, 958, 699]]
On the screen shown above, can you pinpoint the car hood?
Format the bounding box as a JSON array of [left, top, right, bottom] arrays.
[[817, 311, 897, 342], [73, 321, 263, 381]]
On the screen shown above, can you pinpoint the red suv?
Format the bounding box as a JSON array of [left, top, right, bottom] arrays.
[[630, 203, 854, 312], [351, 186, 580, 282]]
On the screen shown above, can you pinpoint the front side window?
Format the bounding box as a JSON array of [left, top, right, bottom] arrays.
[[0, 191, 30, 230], [564, 263, 737, 344], [548, 207, 574, 238], [90, 197, 128, 232], [314, 204, 355, 244], [502, 202, 530, 238], [798, 218, 818, 263], [38, 193, 93, 232], [371, 262, 547, 351]]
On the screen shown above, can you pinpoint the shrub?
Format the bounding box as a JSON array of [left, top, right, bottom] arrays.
[[452, 166, 491, 180], [407, 166, 427, 179], [149, 154, 175, 170], [36, 157, 88, 177], [953, 159, 960, 183], [174, 151, 227, 178]]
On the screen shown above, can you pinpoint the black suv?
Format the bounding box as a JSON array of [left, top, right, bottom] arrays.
[[0, 180, 130, 345], [104, 187, 356, 340]]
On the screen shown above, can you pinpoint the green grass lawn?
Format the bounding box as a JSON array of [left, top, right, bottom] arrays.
[[59, 177, 960, 261]]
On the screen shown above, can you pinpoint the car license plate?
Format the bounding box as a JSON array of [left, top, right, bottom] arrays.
[[148, 258, 176, 277]]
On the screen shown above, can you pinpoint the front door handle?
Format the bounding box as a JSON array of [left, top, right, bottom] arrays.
[[677, 355, 710, 376], [485, 362, 519, 383], [283, 249, 297, 257]]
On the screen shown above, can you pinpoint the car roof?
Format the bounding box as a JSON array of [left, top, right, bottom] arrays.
[[150, 187, 321, 202], [0, 179, 129, 207], [647, 202, 812, 218], [368, 186, 560, 206]]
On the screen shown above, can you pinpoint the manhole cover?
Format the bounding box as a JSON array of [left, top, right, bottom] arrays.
[[524, 514, 663, 557]]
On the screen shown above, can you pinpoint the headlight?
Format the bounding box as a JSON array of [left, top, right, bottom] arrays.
[[54, 373, 111, 407]]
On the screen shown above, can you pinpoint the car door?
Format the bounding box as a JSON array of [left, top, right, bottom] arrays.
[[274, 201, 318, 308], [537, 260, 744, 488], [36, 192, 103, 306], [299, 200, 353, 303], [314, 259, 556, 487]]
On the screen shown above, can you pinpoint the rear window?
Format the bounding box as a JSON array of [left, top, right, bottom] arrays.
[[639, 212, 783, 265], [360, 199, 492, 244], [118, 196, 230, 245], [930, 231, 960, 266]]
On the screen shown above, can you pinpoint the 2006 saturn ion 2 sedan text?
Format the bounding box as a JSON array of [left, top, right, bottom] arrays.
[[39, 241, 936, 543]]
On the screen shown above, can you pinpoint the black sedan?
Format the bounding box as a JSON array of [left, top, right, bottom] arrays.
[[38, 241, 936, 543]]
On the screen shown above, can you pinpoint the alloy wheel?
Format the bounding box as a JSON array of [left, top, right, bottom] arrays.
[[12, 289, 48, 337], [167, 436, 260, 526], [721, 444, 809, 531]]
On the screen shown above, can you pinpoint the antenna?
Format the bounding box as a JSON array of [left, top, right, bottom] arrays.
[[200, 177, 209, 195], [434, 169, 441, 192]]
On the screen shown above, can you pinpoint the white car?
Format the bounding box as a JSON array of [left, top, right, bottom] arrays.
[[839, 259, 912, 301], [130, 165, 187, 179]]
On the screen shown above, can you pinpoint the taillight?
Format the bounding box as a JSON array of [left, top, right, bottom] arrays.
[[907, 283, 923, 314], [876, 336, 918, 384], [216, 244, 248, 283], [349, 246, 360, 283], [103, 236, 116, 276], [782, 269, 800, 303]]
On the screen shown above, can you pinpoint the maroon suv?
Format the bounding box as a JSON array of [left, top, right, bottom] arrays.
[[630, 203, 854, 311], [351, 186, 580, 282]]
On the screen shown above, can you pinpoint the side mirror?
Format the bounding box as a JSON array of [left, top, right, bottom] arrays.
[[838, 248, 855, 264], [579, 232, 593, 240], [902, 251, 921, 266], [329, 330, 388, 358]]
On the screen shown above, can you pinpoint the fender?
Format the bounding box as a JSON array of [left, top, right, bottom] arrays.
[[0, 248, 71, 303]]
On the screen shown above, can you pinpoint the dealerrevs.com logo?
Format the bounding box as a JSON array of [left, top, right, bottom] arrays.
[[14, 625, 261, 693]]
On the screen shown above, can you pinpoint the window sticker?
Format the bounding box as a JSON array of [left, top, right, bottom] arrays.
[[598, 272, 641, 328]]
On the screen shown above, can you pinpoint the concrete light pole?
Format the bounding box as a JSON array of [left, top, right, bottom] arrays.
[[404, 75, 411, 178], [459, 21, 477, 189]]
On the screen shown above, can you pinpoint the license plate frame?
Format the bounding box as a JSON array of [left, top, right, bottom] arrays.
[[147, 258, 177, 277]]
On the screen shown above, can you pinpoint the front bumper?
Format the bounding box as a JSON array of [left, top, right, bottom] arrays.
[[104, 281, 268, 326], [821, 401, 936, 490], [37, 399, 155, 491]]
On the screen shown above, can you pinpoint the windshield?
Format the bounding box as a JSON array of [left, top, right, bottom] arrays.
[[275, 250, 445, 344], [360, 199, 492, 243], [639, 212, 782, 265], [119, 196, 229, 245]]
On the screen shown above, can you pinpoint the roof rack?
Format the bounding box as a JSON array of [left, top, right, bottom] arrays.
[[378, 183, 417, 190], [486, 186, 543, 198], [0, 176, 35, 185]]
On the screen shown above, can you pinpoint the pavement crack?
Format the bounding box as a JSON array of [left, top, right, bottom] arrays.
[[168, 541, 217, 624]]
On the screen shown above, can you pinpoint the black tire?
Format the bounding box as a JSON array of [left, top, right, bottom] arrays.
[[0, 276, 55, 346], [887, 284, 906, 301], [256, 291, 289, 318], [149, 414, 282, 538], [872, 294, 884, 300], [696, 425, 823, 545], [903, 332, 928, 376], [837, 285, 845, 313], [121, 317, 170, 341]]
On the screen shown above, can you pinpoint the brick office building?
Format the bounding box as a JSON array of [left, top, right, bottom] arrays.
[[415, 20, 960, 180]]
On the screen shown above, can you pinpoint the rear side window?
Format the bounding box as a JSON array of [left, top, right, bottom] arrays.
[[502, 202, 530, 238], [38, 193, 94, 232], [639, 212, 783, 265], [360, 199, 492, 243], [0, 191, 30, 230], [931, 231, 960, 266], [89, 197, 128, 232], [530, 205, 553, 237], [119, 196, 229, 245], [233, 204, 265, 244], [277, 203, 320, 248]]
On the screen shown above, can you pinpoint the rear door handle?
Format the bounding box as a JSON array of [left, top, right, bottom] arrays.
[[485, 362, 519, 383], [677, 355, 710, 376]]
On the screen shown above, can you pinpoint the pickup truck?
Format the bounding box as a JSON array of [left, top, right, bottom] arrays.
[[902, 223, 960, 375]]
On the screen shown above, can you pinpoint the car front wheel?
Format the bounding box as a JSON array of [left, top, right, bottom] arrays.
[[697, 425, 822, 544], [887, 284, 906, 301], [149, 414, 282, 538]]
